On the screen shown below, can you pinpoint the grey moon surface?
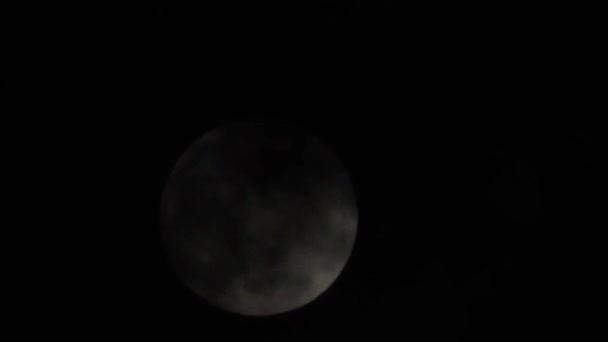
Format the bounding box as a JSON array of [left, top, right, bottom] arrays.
[[160, 122, 358, 316]]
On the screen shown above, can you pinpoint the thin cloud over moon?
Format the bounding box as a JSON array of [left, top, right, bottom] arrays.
[[160, 121, 358, 316]]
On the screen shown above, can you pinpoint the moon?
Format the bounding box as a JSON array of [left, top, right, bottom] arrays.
[[160, 121, 358, 316]]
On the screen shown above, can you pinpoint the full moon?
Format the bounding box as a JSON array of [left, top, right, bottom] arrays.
[[160, 121, 358, 316]]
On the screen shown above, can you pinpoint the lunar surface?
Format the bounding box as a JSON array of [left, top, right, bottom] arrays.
[[160, 121, 358, 316]]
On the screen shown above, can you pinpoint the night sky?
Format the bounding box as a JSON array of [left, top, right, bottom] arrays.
[[8, 1, 601, 341]]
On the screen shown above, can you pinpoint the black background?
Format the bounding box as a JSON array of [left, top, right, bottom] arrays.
[[6, 1, 602, 341]]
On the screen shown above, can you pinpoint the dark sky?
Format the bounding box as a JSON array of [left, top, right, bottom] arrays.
[[7, 1, 602, 341]]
